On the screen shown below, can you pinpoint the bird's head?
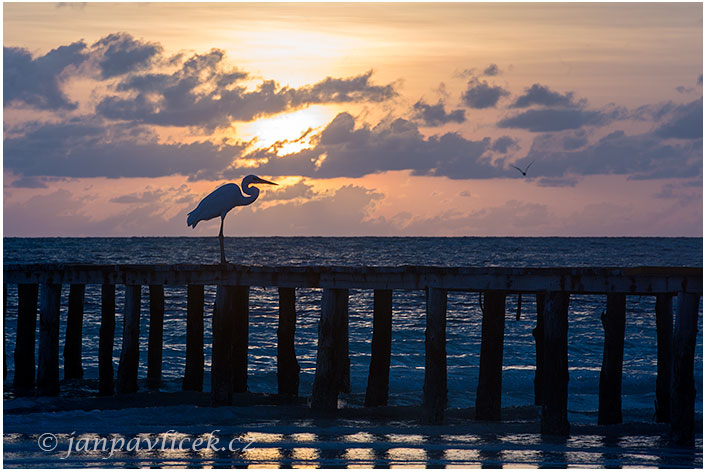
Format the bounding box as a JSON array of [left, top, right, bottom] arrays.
[[244, 174, 278, 186]]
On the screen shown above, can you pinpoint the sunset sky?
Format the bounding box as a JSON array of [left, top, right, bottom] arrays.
[[3, 2, 703, 236]]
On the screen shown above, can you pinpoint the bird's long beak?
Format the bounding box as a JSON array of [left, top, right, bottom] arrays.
[[254, 177, 278, 185]]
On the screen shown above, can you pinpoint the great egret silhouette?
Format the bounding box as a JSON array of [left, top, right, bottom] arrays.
[[187, 175, 277, 263], [511, 159, 535, 177]]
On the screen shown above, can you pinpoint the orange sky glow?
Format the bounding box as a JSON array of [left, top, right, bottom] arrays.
[[3, 2, 703, 236]]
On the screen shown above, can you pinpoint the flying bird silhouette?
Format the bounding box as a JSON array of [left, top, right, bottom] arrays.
[[187, 175, 277, 263], [511, 159, 535, 177]]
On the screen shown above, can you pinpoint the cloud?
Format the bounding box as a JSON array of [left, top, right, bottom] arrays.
[[483, 64, 500, 76], [290, 70, 396, 105], [396, 200, 552, 235], [91, 32, 162, 79], [516, 127, 701, 180], [497, 108, 612, 132], [461, 78, 509, 109], [654, 98, 702, 139], [676, 85, 694, 94], [4, 117, 247, 178], [4, 42, 88, 110], [56, 2, 87, 9], [562, 130, 589, 150], [7, 100, 698, 183], [412, 99, 466, 126], [110, 189, 166, 204], [261, 180, 315, 201], [510, 83, 577, 108], [459, 64, 502, 79], [228, 185, 385, 235], [4, 32, 701, 186], [8, 175, 49, 188], [3, 182, 390, 237], [536, 176, 580, 187], [4, 33, 396, 130], [499, 85, 622, 133], [233, 112, 501, 180], [653, 179, 702, 207], [98, 54, 396, 129], [490, 136, 519, 153], [4, 190, 90, 236]]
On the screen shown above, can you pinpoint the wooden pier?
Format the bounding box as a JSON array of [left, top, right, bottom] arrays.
[[3, 264, 702, 446]]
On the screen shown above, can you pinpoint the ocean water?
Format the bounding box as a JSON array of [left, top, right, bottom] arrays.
[[2, 237, 703, 468]]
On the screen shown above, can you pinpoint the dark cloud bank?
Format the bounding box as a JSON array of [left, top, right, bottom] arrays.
[[4, 33, 703, 186]]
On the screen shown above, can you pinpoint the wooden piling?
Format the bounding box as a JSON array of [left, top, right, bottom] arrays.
[[3, 284, 6, 380], [541, 291, 570, 436], [99, 284, 116, 396], [312, 288, 350, 411], [147, 285, 165, 390], [277, 287, 300, 396], [14, 284, 39, 394], [476, 291, 506, 421], [654, 294, 673, 423], [63, 284, 85, 380], [37, 283, 61, 396], [183, 284, 204, 391], [532, 292, 546, 406], [117, 285, 141, 394], [423, 287, 447, 424], [670, 292, 700, 446], [232, 286, 249, 393], [598, 294, 626, 425], [365, 289, 393, 407], [212, 285, 234, 405]]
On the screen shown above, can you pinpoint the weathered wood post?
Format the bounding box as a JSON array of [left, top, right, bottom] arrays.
[[670, 291, 700, 446], [63, 284, 85, 379], [423, 287, 447, 424], [3, 284, 6, 380], [212, 285, 235, 405], [183, 284, 204, 391], [541, 291, 570, 436], [37, 283, 61, 396], [476, 291, 506, 421], [532, 292, 546, 406], [14, 284, 39, 394], [99, 284, 116, 396], [365, 289, 393, 407], [277, 287, 300, 396], [117, 285, 141, 394], [654, 294, 673, 423], [211, 285, 249, 402], [147, 285, 165, 390], [598, 293, 626, 425], [312, 288, 350, 411], [232, 286, 250, 393]]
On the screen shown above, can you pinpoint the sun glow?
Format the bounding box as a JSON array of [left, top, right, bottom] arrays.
[[239, 106, 334, 156]]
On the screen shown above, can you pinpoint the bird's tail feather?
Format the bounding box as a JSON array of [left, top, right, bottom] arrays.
[[186, 210, 199, 228]]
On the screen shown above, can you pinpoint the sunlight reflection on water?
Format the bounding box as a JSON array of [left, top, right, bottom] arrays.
[[1, 429, 703, 468]]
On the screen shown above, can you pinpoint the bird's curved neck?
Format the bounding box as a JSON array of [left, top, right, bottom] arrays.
[[241, 179, 260, 204]]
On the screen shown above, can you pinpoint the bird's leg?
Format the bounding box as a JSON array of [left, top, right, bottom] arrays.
[[219, 216, 227, 264]]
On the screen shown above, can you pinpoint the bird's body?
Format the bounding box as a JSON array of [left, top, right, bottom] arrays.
[[187, 183, 255, 228], [187, 175, 277, 262]]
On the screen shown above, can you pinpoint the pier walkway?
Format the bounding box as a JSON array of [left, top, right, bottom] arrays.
[[3, 264, 702, 446]]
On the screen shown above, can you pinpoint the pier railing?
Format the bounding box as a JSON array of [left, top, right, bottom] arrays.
[[3, 264, 702, 445]]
